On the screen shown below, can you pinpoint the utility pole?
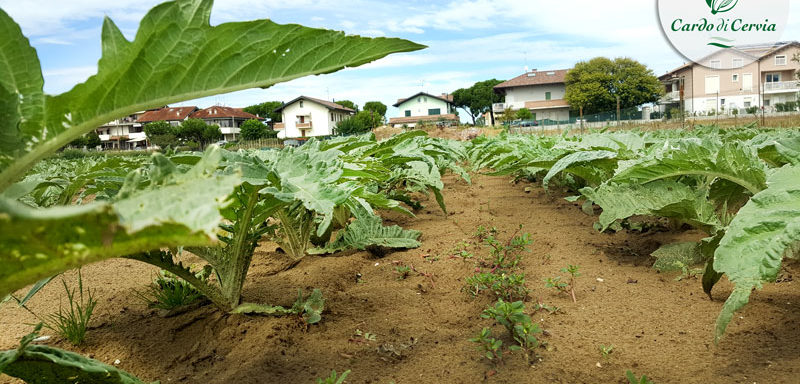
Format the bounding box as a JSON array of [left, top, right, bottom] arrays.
[[616, 95, 621, 127], [679, 76, 685, 130], [716, 91, 720, 126], [579, 105, 584, 134]]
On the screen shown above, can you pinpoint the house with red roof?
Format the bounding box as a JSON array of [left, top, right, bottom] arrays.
[[190, 106, 263, 141], [493, 69, 571, 124], [273, 96, 355, 138], [136, 106, 199, 126]]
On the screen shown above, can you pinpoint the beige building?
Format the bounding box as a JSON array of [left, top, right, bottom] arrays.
[[493, 69, 570, 124], [659, 41, 800, 115]]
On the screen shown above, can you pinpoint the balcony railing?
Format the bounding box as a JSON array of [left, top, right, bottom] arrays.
[[662, 91, 680, 102], [764, 81, 800, 92], [492, 103, 506, 112], [274, 122, 285, 129], [296, 122, 312, 129]]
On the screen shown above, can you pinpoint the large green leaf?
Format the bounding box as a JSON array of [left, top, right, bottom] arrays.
[[612, 141, 767, 195], [580, 180, 721, 232], [713, 165, 800, 342], [0, 324, 154, 384], [541, 150, 617, 190], [309, 215, 421, 255], [0, 0, 425, 190], [0, 147, 240, 296]]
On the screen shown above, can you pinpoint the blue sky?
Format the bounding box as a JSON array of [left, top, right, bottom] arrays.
[[2, 0, 798, 119]]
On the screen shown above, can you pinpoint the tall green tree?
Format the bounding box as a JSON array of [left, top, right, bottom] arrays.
[[144, 121, 177, 149], [355, 110, 382, 129], [243, 101, 283, 124], [336, 100, 358, 112], [565, 57, 663, 115], [176, 118, 208, 143], [363, 101, 387, 118], [452, 79, 504, 125], [515, 108, 533, 120], [240, 119, 268, 140], [85, 132, 102, 149], [202, 124, 222, 143]]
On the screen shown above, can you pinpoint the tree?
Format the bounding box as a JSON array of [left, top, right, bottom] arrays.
[[176, 118, 208, 143], [452, 79, 504, 125], [354, 110, 382, 129], [565, 57, 663, 115], [335, 116, 368, 135], [240, 119, 267, 140], [515, 108, 533, 120], [85, 132, 101, 149], [203, 124, 222, 143], [363, 101, 387, 118], [143, 121, 177, 149], [243, 101, 283, 124], [70, 135, 87, 148], [336, 100, 358, 112]]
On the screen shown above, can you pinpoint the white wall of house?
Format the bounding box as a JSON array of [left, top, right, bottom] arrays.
[[530, 108, 570, 121], [504, 84, 566, 109], [396, 97, 453, 117], [277, 100, 340, 138]]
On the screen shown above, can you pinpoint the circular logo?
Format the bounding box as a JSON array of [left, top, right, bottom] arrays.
[[658, 0, 790, 69]]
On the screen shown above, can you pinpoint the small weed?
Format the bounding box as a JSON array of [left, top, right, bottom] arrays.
[[38, 270, 97, 346], [464, 272, 529, 301], [599, 344, 615, 359], [135, 269, 208, 310], [353, 329, 377, 342], [545, 265, 580, 302], [480, 300, 542, 365], [531, 301, 560, 314], [317, 369, 350, 384], [483, 225, 531, 271], [625, 370, 654, 384], [469, 327, 504, 365], [394, 265, 412, 280], [473, 225, 497, 241]]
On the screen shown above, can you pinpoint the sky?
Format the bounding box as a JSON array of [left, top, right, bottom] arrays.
[[2, 0, 798, 119]]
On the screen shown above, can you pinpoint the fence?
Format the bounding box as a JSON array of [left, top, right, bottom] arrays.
[[505, 106, 800, 135], [225, 137, 284, 150]]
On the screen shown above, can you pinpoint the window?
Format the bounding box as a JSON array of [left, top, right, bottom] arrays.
[[776, 55, 787, 65], [545, 91, 551, 100], [424, 97, 428, 102], [331, 112, 334, 121], [765, 99, 771, 106], [705, 75, 720, 94], [766, 73, 781, 83], [742, 73, 753, 90], [732, 74, 739, 82], [405, 110, 411, 117], [709, 60, 721, 69], [299, 100, 304, 108], [428, 108, 441, 115], [732, 58, 743, 68], [417, 97, 421, 103]]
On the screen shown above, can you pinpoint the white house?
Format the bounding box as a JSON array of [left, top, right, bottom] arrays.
[[493, 69, 571, 124], [389, 92, 458, 127], [273, 96, 355, 138], [96, 112, 148, 150]]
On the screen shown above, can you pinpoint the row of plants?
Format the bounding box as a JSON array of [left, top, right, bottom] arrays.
[[0, 0, 432, 381], [468, 124, 800, 342]]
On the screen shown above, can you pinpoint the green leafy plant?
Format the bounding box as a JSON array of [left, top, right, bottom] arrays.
[[231, 289, 324, 324], [354, 329, 377, 342], [480, 300, 542, 365], [481, 226, 531, 271], [599, 344, 615, 359], [317, 369, 351, 384], [469, 327, 505, 365], [465, 272, 529, 301], [394, 265, 412, 280], [0, 0, 424, 299], [626, 370, 654, 384], [15, 270, 97, 346], [135, 269, 209, 311], [0, 324, 156, 383], [544, 265, 580, 302]]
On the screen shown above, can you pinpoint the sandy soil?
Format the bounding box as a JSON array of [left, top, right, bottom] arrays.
[[1, 174, 798, 384]]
